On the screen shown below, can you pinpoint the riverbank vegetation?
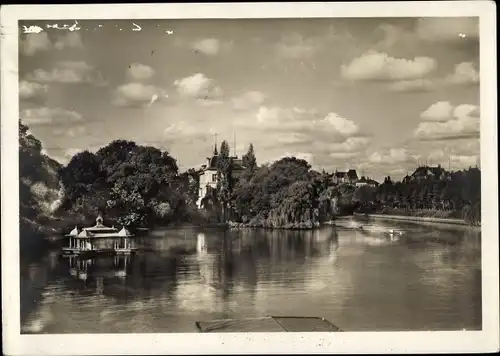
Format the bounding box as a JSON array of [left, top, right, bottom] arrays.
[[19, 119, 481, 244], [354, 171, 481, 226]]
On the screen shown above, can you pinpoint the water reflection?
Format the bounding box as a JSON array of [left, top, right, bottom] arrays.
[[21, 222, 481, 333]]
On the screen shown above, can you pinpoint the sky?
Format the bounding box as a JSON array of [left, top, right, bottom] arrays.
[[18, 17, 480, 181]]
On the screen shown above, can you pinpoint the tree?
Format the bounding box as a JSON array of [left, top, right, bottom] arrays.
[[216, 140, 233, 221], [242, 143, 257, 172]]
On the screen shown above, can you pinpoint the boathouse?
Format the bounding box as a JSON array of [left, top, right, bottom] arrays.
[[64, 215, 136, 255]]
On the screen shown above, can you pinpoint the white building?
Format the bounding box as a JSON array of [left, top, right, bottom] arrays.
[[196, 145, 246, 208]]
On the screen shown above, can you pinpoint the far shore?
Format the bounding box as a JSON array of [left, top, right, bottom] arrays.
[[352, 212, 481, 229]]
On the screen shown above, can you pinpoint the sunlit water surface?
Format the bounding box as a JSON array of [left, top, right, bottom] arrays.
[[20, 218, 481, 333]]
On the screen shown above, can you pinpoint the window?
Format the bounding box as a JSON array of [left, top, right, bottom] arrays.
[[212, 174, 217, 182]]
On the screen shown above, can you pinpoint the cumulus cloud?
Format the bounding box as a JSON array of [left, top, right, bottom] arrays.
[[415, 102, 479, 140], [231, 91, 267, 110], [450, 154, 479, 168], [235, 105, 370, 168], [19, 80, 49, 100], [420, 101, 454, 121], [248, 106, 363, 141], [54, 32, 83, 50], [20, 107, 83, 126], [416, 18, 479, 42], [388, 79, 436, 92], [192, 38, 221, 55], [26, 61, 107, 86], [369, 148, 413, 164], [112, 82, 167, 108], [341, 51, 437, 81], [445, 62, 479, 85], [325, 137, 371, 153], [174, 73, 223, 102], [53, 125, 86, 137], [275, 33, 317, 59], [127, 63, 155, 81], [20, 33, 51, 56], [163, 121, 211, 144]]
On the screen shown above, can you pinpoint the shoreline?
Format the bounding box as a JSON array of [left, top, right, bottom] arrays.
[[353, 213, 480, 228]]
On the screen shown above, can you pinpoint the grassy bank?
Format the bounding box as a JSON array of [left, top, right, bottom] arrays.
[[228, 220, 321, 230], [353, 212, 474, 226]]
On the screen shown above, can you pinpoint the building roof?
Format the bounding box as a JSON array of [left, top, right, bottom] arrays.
[[357, 177, 378, 185], [69, 215, 134, 238], [411, 165, 446, 178], [201, 153, 246, 173], [347, 169, 358, 179]]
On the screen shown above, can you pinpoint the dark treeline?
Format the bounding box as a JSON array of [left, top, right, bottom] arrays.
[[19, 119, 481, 239], [57, 139, 203, 228], [354, 170, 481, 226]]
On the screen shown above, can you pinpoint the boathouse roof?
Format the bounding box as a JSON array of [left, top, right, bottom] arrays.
[[66, 226, 79, 237], [77, 230, 93, 238]]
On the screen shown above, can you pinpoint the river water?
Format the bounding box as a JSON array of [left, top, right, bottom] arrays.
[[20, 218, 481, 333]]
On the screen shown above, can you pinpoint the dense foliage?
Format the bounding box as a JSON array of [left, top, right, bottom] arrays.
[[58, 139, 204, 227], [19, 119, 481, 235], [356, 169, 482, 226], [19, 120, 64, 248]]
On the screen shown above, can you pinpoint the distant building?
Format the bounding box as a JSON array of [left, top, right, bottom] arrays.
[[196, 145, 246, 208], [407, 165, 450, 182], [332, 169, 358, 184], [356, 177, 379, 188]]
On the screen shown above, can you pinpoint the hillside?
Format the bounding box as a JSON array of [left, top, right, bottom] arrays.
[[19, 120, 64, 251]]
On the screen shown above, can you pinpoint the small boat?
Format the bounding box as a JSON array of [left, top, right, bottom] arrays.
[[62, 215, 137, 256], [195, 316, 343, 333]]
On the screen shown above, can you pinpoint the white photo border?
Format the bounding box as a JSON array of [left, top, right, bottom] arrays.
[[1, 2, 498, 355]]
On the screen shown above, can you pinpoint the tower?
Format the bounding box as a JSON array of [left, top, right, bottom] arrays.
[[213, 133, 218, 155], [233, 132, 236, 157]]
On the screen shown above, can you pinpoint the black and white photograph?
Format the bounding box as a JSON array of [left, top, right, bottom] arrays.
[[1, 2, 498, 355]]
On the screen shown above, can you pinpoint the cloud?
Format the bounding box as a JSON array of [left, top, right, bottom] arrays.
[[450, 154, 479, 168], [420, 101, 454, 121], [163, 121, 211, 144], [112, 82, 167, 108], [20, 107, 83, 126], [445, 62, 479, 85], [192, 38, 221, 55], [235, 105, 370, 168], [127, 63, 155, 81], [174, 73, 223, 101], [416, 18, 479, 42], [53, 125, 86, 137], [341, 51, 437, 81], [275, 33, 317, 59], [248, 106, 363, 140], [369, 148, 413, 165], [20, 33, 51, 56], [325, 137, 371, 153], [54, 32, 83, 50], [388, 79, 436, 92], [26, 61, 107, 86], [19, 80, 49, 100], [231, 91, 267, 110], [415, 102, 479, 140]]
